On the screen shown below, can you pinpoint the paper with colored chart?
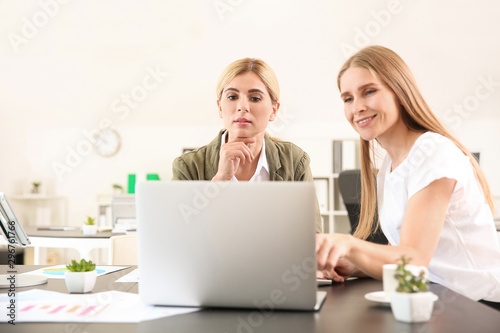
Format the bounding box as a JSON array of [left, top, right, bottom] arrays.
[[1, 289, 200, 323], [21, 265, 129, 279]]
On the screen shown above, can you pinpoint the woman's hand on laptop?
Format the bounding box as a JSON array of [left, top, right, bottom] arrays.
[[316, 234, 357, 282], [317, 258, 356, 282]]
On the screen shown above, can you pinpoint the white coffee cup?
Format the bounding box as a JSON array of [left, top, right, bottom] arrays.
[[383, 264, 429, 300], [383, 264, 399, 299]]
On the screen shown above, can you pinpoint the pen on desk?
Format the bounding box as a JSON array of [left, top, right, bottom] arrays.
[[37, 227, 78, 231]]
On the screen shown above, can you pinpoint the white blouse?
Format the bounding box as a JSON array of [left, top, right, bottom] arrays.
[[377, 131, 500, 302]]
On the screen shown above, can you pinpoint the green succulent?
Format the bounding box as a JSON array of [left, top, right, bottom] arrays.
[[84, 216, 96, 225], [66, 259, 96, 272], [395, 255, 429, 293]]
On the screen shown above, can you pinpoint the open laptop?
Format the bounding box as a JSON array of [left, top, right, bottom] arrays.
[[136, 181, 326, 311]]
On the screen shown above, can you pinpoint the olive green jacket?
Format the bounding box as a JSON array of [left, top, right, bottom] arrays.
[[172, 130, 323, 233]]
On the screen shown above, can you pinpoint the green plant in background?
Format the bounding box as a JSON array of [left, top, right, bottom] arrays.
[[84, 216, 96, 225], [112, 184, 124, 193], [66, 259, 96, 272], [32, 182, 41, 193], [395, 255, 429, 293]]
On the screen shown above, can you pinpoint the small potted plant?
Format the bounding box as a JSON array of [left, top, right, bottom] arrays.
[[390, 256, 438, 323], [31, 182, 41, 194], [112, 184, 124, 195], [82, 216, 98, 236], [65, 259, 97, 293]]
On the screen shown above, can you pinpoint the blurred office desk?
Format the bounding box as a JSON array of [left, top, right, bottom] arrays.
[[1, 265, 499, 333], [24, 227, 124, 264]]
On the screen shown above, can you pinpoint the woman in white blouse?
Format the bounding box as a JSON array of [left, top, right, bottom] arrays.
[[316, 45, 500, 306]]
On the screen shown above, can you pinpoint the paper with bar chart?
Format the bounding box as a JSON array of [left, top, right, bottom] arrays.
[[21, 265, 128, 279], [1, 289, 199, 323]]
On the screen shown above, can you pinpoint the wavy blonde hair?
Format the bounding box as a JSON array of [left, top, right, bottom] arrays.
[[216, 58, 280, 104], [337, 45, 495, 240]]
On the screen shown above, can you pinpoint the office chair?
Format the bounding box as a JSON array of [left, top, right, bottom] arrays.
[[108, 234, 138, 265], [338, 169, 388, 245]]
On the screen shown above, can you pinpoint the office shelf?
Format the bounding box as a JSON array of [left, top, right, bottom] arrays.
[[314, 174, 350, 234], [8, 195, 68, 227]]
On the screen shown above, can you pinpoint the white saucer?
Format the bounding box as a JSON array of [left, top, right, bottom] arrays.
[[364, 291, 391, 305], [0, 274, 48, 288]]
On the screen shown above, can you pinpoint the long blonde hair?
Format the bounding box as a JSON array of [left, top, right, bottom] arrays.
[[216, 58, 280, 104], [337, 45, 495, 240]]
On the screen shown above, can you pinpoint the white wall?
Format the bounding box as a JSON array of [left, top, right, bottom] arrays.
[[1, 0, 499, 226]]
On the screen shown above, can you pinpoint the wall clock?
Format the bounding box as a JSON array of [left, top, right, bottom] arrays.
[[94, 128, 121, 157]]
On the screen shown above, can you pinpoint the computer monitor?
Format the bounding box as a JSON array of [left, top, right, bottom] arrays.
[[0, 193, 31, 247]]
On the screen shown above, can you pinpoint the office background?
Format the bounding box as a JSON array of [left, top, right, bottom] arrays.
[[1, 0, 499, 230]]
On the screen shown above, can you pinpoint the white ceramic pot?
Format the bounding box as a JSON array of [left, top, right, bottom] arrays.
[[383, 264, 429, 301], [82, 224, 98, 236], [65, 270, 97, 293], [390, 292, 438, 323]]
